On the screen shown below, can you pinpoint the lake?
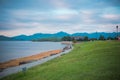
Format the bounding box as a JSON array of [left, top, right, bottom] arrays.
[[0, 41, 66, 63]]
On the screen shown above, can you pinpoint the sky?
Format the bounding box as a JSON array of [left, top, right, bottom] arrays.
[[0, 0, 120, 36]]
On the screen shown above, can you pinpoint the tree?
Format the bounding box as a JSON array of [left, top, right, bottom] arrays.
[[90, 38, 97, 41], [114, 37, 118, 40], [107, 36, 113, 40], [99, 35, 105, 40], [84, 36, 89, 41], [72, 39, 77, 43], [61, 36, 72, 41]]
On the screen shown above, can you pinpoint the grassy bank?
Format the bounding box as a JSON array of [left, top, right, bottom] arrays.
[[1, 41, 120, 80]]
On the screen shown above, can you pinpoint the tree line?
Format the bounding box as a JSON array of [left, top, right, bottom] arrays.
[[32, 35, 118, 42], [61, 35, 118, 41]]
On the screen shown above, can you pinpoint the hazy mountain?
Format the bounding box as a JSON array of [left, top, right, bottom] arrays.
[[10, 31, 69, 41], [12, 35, 29, 40], [0, 31, 119, 41], [53, 31, 70, 37], [0, 35, 13, 41]]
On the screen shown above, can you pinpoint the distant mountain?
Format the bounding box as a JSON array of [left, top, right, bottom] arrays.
[[10, 31, 70, 41], [12, 35, 29, 40], [54, 31, 70, 37], [0, 31, 119, 41], [0, 35, 13, 41]]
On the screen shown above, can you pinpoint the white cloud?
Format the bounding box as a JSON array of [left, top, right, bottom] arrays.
[[0, 22, 119, 37], [101, 14, 120, 20], [0, 22, 56, 36], [1, 6, 120, 37], [53, 9, 78, 20], [50, 0, 70, 9]]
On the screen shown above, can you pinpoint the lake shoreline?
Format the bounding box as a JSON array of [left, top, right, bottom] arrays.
[[0, 44, 72, 78], [0, 42, 72, 71], [0, 49, 63, 70]]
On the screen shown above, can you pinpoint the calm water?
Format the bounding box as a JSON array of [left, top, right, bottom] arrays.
[[0, 41, 66, 63]]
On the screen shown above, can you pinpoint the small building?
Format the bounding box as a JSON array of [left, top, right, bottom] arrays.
[[72, 36, 84, 41]]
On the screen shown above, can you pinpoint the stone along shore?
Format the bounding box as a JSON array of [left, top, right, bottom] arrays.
[[0, 49, 62, 70]]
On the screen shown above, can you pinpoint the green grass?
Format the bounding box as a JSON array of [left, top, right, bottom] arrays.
[[1, 41, 120, 80]]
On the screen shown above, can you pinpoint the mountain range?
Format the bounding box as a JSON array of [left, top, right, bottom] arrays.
[[0, 31, 119, 41]]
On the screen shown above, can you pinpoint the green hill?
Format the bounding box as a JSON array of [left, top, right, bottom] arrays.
[[1, 41, 120, 80]]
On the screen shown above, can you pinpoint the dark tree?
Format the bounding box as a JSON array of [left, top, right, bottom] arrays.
[[90, 38, 97, 41], [84, 36, 89, 41], [99, 35, 105, 40], [61, 36, 72, 41], [107, 36, 113, 40]]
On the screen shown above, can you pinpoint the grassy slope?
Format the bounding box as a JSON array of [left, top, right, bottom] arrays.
[[1, 41, 120, 80]]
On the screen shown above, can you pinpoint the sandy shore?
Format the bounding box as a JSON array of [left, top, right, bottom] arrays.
[[0, 49, 62, 70]]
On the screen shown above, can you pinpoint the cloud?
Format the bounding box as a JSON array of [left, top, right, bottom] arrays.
[[78, 10, 95, 24], [49, 0, 70, 9], [1, 8, 119, 36], [97, 14, 120, 24], [7, 9, 79, 24], [0, 21, 30, 30], [0, 22, 58, 36], [101, 14, 120, 20], [0, 0, 120, 36], [106, 0, 120, 7]]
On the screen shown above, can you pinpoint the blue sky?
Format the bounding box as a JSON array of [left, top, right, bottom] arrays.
[[0, 0, 120, 36]]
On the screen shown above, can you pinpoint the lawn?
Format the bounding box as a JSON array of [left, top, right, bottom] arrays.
[[1, 41, 120, 80]]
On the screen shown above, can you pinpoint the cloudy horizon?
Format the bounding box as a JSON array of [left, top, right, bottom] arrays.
[[0, 0, 120, 36]]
